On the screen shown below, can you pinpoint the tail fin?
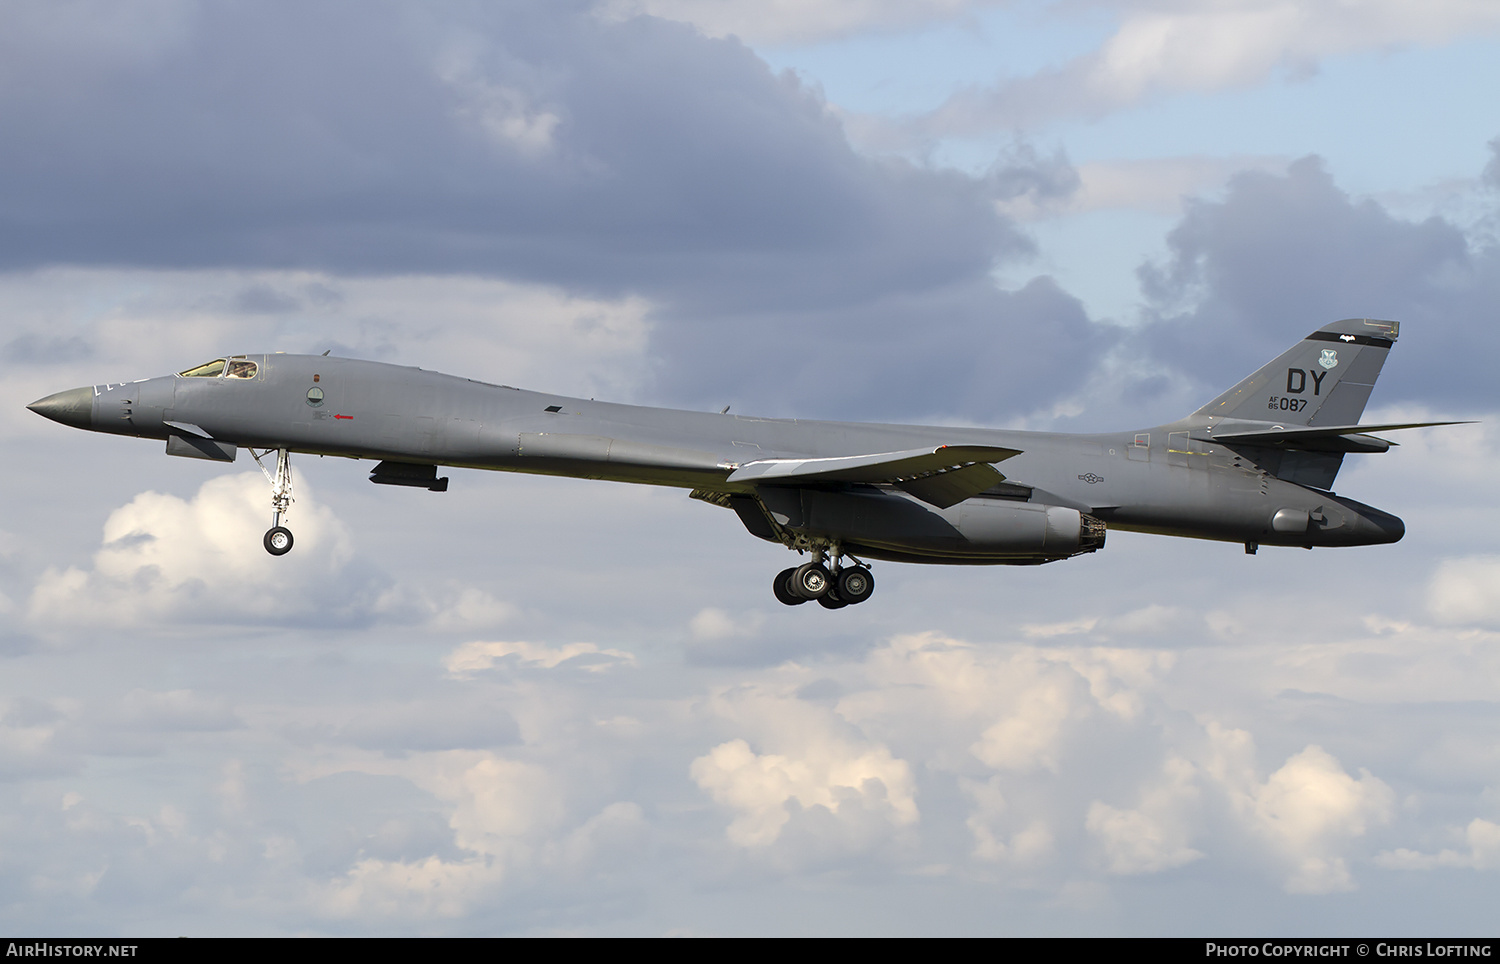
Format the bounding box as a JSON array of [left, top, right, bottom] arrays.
[[1195, 318, 1398, 426]]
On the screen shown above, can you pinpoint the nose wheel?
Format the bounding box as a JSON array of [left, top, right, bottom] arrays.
[[251, 447, 296, 556], [264, 526, 293, 555]]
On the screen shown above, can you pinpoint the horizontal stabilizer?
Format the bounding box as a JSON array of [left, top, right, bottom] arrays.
[[729, 445, 1021, 509], [1210, 421, 1473, 453]]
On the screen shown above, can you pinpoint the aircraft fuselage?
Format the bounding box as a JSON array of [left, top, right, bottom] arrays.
[[41, 350, 1405, 567]]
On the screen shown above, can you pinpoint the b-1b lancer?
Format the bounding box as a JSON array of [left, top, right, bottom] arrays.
[[28, 318, 1459, 609]]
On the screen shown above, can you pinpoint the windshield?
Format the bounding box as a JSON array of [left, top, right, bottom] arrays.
[[225, 359, 258, 379], [178, 359, 226, 377]]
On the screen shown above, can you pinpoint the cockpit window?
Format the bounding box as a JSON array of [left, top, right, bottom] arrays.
[[178, 359, 226, 377], [225, 359, 258, 379]]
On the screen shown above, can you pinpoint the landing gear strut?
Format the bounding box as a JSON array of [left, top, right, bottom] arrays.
[[772, 542, 874, 609], [251, 447, 295, 556]]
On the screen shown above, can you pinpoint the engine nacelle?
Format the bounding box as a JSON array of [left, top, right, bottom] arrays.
[[949, 499, 1106, 559], [754, 487, 1106, 564]]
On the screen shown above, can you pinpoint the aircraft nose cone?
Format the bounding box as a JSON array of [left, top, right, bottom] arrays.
[[26, 386, 93, 430]]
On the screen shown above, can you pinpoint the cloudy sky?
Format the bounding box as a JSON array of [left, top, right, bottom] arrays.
[[2, 0, 1498, 936]]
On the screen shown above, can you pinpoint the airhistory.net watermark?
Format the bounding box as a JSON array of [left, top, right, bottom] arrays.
[[5, 945, 138, 957]]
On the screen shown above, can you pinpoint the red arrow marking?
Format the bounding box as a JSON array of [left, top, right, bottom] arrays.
[[334, 414, 353, 420]]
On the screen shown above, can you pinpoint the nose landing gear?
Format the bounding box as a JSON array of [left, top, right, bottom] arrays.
[[251, 447, 295, 556]]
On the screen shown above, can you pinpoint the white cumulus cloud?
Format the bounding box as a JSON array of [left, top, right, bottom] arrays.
[[26, 471, 378, 629], [1427, 555, 1500, 628], [924, 0, 1500, 132], [691, 736, 918, 847], [1087, 756, 1205, 875], [690, 682, 919, 851], [443, 639, 636, 677], [1215, 738, 1396, 894], [1376, 818, 1500, 871]]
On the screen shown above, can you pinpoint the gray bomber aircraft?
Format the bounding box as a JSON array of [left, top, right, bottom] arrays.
[[27, 318, 1460, 609]]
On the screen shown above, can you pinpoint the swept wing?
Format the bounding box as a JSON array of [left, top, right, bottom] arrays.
[[728, 444, 1022, 509]]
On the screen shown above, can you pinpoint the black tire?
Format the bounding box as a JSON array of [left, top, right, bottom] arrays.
[[773, 567, 807, 606], [264, 526, 294, 556], [817, 590, 848, 610], [836, 566, 874, 605], [792, 562, 832, 599]]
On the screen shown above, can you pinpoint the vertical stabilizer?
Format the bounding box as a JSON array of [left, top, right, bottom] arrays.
[[1194, 318, 1398, 426]]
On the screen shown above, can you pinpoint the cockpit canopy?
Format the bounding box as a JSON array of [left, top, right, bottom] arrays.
[[178, 357, 258, 379]]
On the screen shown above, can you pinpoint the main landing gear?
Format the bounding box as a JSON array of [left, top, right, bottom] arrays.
[[251, 447, 295, 556], [773, 543, 875, 610]]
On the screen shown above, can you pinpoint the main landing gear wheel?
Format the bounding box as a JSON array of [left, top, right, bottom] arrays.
[[774, 568, 809, 606], [835, 566, 874, 605], [264, 526, 293, 556], [817, 591, 848, 610], [791, 562, 832, 600]]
